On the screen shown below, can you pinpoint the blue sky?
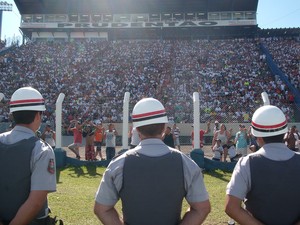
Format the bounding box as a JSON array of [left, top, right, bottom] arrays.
[[1, 0, 300, 41]]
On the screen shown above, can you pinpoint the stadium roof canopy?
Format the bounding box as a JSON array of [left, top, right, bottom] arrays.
[[14, 0, 258, 14]]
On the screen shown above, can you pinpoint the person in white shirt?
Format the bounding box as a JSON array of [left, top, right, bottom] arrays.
[[42, 124, 56, 149], [212, 139, 223, 161], [104, 123, 118, 160], [129, 126, 141, 149]]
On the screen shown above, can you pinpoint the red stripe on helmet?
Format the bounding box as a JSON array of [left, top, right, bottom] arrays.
[[10, 99, 45, 105], [132, 109, 166, 119], [251, 120, 287, 129]]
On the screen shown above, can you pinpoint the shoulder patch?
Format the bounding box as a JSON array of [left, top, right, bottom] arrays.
[[48, 158, 55, 174]]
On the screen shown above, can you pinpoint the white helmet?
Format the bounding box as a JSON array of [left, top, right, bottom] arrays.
[[10, 87, 46, 113], [251, 105, 287, 137], [132, 98, 168, 128]]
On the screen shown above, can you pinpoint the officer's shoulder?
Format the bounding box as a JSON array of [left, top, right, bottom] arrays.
[[36, 138, 53, 151]]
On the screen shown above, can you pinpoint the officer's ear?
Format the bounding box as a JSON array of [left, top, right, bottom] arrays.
[[37, 111, 43, 120], [255, 137, 264, 147]]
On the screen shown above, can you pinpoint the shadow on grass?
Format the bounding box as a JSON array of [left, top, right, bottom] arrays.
[[85, 165, 103, 177], [56, 169, 62, 184], [74, 166, 86, 177], [204, 170, 231, 183], [57, 165, 104, 178]]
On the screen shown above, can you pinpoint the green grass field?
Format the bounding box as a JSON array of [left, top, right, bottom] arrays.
[[49, 166, 232, 225]]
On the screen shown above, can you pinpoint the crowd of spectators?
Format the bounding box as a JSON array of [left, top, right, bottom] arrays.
[[262, 37, 300, 91], [0, 38, 297, 125]]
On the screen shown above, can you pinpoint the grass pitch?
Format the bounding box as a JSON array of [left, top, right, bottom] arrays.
[[49, 166, 232, 225]]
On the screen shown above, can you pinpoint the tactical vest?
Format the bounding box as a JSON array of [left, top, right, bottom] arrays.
[[0, 137, 48, 223], [119, 150, 186, 225], [245, 154, 300, 225]]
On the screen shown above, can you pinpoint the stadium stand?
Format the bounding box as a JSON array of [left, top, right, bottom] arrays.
[[262, 38, 300, 91], [0, 38, 299, 127], [0, 0, 299, 134]]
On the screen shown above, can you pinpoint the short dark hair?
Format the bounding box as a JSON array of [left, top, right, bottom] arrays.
[[262, 133, 285, 144], [12, 111, 39, 125], [137, 124, 165, 137]]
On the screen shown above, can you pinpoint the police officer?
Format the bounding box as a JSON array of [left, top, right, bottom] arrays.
[[225, 105, 300, 224], [0, 87, 56, 225], [94, 97, 211, 225]]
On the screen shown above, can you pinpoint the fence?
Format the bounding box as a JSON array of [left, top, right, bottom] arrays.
[[2, 122, 300, 147]]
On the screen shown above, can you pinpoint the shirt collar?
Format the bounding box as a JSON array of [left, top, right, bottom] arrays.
[[13, 125, 36, 136], [133, 138, 172, 157], [257, 143, 295, 160]]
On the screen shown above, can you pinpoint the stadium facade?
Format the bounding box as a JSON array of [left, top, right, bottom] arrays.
[[14, 0, 259, 41]]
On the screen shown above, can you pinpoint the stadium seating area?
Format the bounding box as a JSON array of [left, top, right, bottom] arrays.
[[0, 38, 298, 125], [262, 37, 300, 91]]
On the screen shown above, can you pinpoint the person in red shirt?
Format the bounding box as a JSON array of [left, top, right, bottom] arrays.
[[68, 120, 83, 159], [191, 121, 211, 148]]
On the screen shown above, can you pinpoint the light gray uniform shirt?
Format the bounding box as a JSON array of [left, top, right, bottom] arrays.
[[226, 143, 297, 200], [0, 125, 56, 192], [95, 138, 209, 206]]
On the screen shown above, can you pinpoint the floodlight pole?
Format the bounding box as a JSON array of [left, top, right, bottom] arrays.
[[0, 2, 13, 41]]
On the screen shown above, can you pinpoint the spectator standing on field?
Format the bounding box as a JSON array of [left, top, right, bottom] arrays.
[[94, 122, 105, 160], [212, 139, 223, 161], [213, 121, 220, 134], [191, 121, 211, 148], [84, 124, 96, 161], [235, 124, 248, 156], [67, 120, 84, 159], [212, 124, 232, 161], [172, 123, 181, 151], [104, 123, 118, 161], [129, 126, 141, 149], [283, 125, 299, 151], [41, 124, 56, 149], [248, 126, 259, 152], [162, 126, 175, 148], [94, 97, 211, 225], [227, 140, 238, 162]]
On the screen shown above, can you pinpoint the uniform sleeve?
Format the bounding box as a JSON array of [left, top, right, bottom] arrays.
[[30, 141, 56, 192], [226, 156, 251, 200], [182, 154, 209, 203], [95, 157, 125, 206]]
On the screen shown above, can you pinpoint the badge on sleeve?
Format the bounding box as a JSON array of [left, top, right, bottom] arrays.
[[48, 159, 55, 174]]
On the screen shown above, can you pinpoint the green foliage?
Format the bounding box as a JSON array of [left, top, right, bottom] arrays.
[[49, 167, 232, 225]]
